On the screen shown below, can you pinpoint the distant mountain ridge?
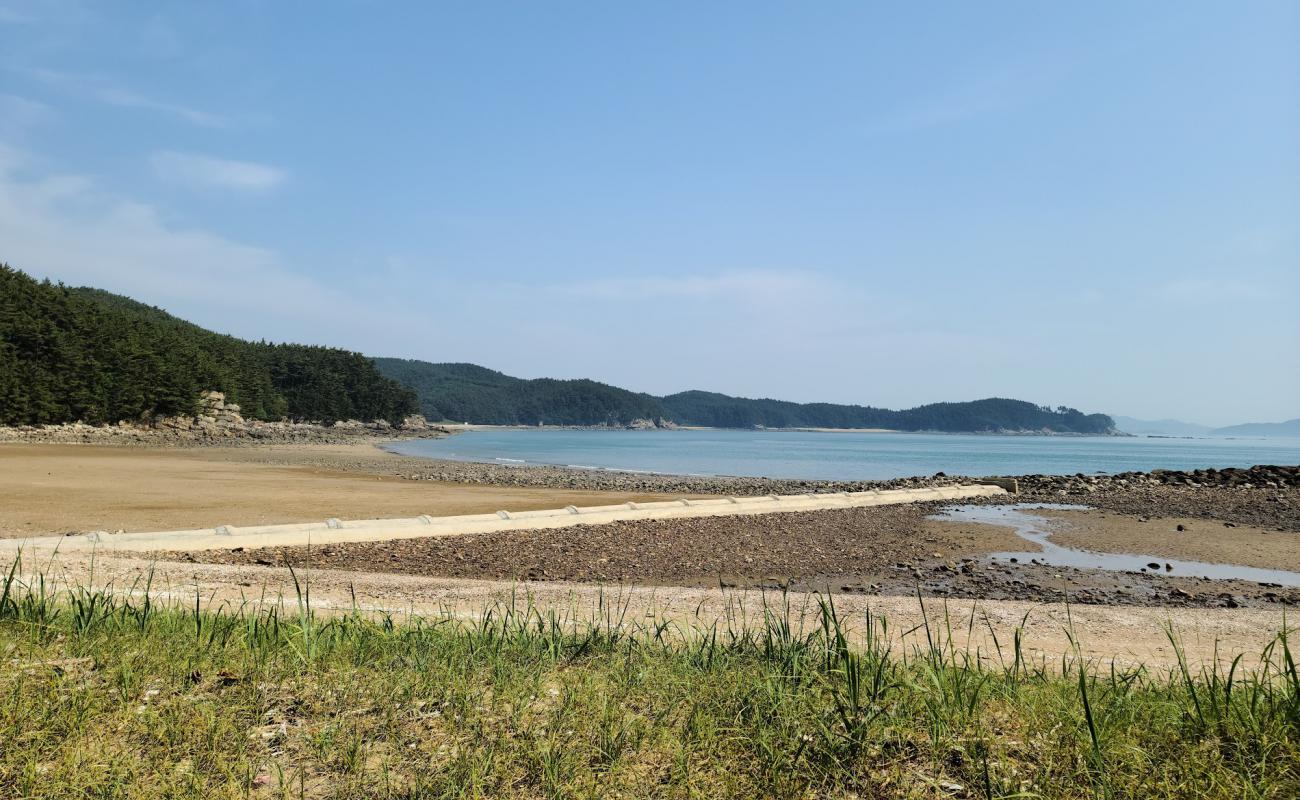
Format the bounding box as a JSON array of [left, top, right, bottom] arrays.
[[374, 358, 1116, 434], [1110, 416, 1214, 436], [1112, 414, 1300, 438], [1212, 419, 1300, 437]]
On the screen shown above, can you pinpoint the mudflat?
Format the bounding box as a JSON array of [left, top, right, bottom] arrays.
[[0, 443, 675, 537], [1040, 508, 1300, 571]]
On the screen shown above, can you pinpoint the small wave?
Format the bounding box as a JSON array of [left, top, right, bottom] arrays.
[[494, 457, 526, 463], [567, 464, 604, 471]]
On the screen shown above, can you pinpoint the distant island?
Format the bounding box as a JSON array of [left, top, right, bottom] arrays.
[[374, 359, 1117, 434], [1111, 415, 1300, 438], [1211, 419, 1300, 437], [2, 264, 1115, 434]]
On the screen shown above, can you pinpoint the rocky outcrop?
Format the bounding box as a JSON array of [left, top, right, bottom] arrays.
[[155, 391, 246, 437], [626, 418, 678, 430], [0, 391, 448, 447]]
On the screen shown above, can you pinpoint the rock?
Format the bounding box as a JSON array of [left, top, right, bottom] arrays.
[[0, 391, 450, 448]]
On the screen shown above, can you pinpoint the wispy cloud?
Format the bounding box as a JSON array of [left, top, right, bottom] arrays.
[[150, 151, 286, 191], [0, 94, 50, 135], [1156, 276, 1272, 305], [29, 68, 226, 127], [0, 144, 416, 346], [861, 60, 1064, 136], [554, 270, 827, 304]]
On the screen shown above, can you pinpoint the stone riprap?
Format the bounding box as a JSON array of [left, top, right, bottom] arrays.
[[1014, 465, 1300, 494], [370, 454, 1299, 497]]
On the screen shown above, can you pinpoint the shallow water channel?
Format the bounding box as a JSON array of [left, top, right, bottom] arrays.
[[930, 504, 1300, 588]]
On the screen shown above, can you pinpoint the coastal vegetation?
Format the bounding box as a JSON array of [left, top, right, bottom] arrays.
[[0, 265, 416, 426], [375, 359, 1116, 433], [0, 568, 1296, 798], [371, 360, 665, 427], [661, 391, 1114, 433]]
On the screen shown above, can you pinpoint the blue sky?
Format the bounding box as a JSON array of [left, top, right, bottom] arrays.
[[1, 2, 1296, 426]]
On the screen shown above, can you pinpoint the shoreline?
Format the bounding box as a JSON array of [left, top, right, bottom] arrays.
[[3, 440, 1298, 614], [7, 437, 1297, 504], [432, 421, 1128, 436], [379, 440, 1300, 498]]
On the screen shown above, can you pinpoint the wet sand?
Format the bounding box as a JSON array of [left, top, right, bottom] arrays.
[[1041, 508, 1300, 572], [0, 443, 676, 537]]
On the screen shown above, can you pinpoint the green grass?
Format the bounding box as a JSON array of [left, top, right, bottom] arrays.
[[0, 558, 1297, 799]]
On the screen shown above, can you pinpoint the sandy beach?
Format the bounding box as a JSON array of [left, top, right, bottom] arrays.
[[3, 439, 1297, 668], [0, 442, 676, 537]]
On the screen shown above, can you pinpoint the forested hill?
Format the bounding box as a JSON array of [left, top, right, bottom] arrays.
[[0, 265, 416, 425], [371, 359, 667, 427], [661, 391, 1114, 433], [373, 359, 1116, 434]]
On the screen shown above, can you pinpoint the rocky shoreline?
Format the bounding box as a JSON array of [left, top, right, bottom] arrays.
[[176, 497, 1300, 609], [375, 454, 1298, 498], [220, 444, 1300, 530], [230, 447, 1300, 533], [0, 392, 451, 448]]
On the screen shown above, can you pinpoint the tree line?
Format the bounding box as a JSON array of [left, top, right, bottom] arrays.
[[659, 392, 1114, 433], [372, 359, 666, 426], [374, 359, 1116, 433], [0, 265, 416, 426]]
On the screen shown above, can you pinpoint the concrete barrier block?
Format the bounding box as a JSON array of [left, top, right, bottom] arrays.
[[977, 477, 1019, 493]]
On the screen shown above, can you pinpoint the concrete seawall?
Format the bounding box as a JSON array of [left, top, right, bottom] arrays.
[[4, 484, 1006, 554]]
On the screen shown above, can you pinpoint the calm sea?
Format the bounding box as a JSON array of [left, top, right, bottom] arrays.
[[386, 428, 1300, 482]]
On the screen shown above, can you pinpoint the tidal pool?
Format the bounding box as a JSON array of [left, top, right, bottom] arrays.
[[930, 504, 1300, 588]]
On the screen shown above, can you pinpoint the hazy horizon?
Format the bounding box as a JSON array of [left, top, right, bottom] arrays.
[[2, 2, 1296, 428]]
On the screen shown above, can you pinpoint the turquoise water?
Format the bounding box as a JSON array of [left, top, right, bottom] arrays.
[[387, 428, 1300, 481]]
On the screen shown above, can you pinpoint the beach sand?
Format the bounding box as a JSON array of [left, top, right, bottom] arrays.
[[0, 442, 675, 538]]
